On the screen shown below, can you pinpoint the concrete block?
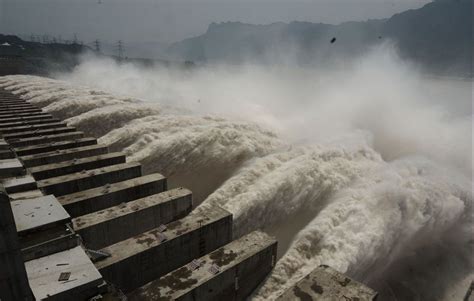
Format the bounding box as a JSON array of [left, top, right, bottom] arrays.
[[8, 131, 85, 148], [14, 137, 97, 156], [276, 265, 378, 301], [95, 206, 233, 293], [29, 152, 125, 180], [0, 110, 44, 119], [0, 114, 53, 125], [0, 108, 42, 116], [0, 122, 67, 135], [8, 189, 44, 201], [11, 195, 71, 236], [0, 105, 37, 113], [37, 162, 142, 196], [0, 117, 61, 129], [3, 126, 77, 140], [129, 231, 277, 301], [0, 149, 15, 159], [0, 158, 25, 179], [59, 173, 167, 217], [25, 246, 104, 301], [2, 175, 37, 193], [20, 144, 109, 168], [0, 138, 9, 150], [74, 187, 192, 250]]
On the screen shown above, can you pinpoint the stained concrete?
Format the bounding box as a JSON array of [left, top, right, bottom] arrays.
[[14, 137, 97, 156], [96, 206, 233, 293], [29, 152, 126, 180], [0, 117, 61, 130], [20, 144, 109, 168], [129, 230, 277, 301], [0, 158, 25, 179], [0, 114, 54, 125], [25, 246, 104, 301], [276, 265, 378, 301], [2, 175, 37, 193], [58, 173, 167, 217], [9, 132, 85, 148], [0, 122, 67, 134], [73, 187, 192, 250], [3, 126, 77, 140], [37, 162, 142, 197]]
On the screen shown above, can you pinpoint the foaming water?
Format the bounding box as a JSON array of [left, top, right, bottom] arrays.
[[0, 46, 471, 300]]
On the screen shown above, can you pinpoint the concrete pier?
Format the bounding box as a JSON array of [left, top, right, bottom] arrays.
[[37, 162, 142, 196], [8, 131, 85, 147], [0, 114, 54, 125], [29, 152, 126, 180], [129, 230, 277, 301], [19, 144, 109, 168], [276, 265, 378, 301], [0, 122, 67, 134], [2, 126, 77, 140], [58, 173, 167, 217], [14, 137, 97, 156], [0, 117, 61, 129], [95, 206, 233, 293], [73, 187, 192, 250]]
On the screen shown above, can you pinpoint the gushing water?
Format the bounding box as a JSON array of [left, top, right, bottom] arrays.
[[0, 46, 471, 300]]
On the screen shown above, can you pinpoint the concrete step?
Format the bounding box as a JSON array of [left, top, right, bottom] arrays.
[[129, 231, 278, 301], [2, 175, 37, 194], [8, 131, 85, 148], [0, 158, 25, 179], [14, 137, 97, 156], [38, 162, 142, 197], [20, 144, 109, 168], [0, 149, 15, 159], [29, 152, 126, 180], [74, 187, 192, 250], [0, 117, 61, 129], [0, 114, 53, 125], [3, 126, 77, 140], [0, 122, 67, 135], [58, 173, 167, 217], [95, 206, 233, 293]]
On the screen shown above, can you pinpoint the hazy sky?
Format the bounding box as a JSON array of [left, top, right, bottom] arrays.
[[1, 0, 430, 45]]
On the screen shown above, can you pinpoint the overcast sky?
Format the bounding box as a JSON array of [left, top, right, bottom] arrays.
[[1, 0, 430, 45]]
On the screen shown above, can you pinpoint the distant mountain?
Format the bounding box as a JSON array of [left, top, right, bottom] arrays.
[[168, 0, 472, 76]]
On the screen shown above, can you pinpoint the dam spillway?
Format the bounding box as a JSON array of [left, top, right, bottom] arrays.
[[0, 85, 378, 300]]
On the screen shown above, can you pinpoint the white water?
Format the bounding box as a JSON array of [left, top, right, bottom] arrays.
[[0, 45, 471, 300]]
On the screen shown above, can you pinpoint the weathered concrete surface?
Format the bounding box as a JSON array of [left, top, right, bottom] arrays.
[[29, 152, 126, 180], [2, 126, 77, 140], [276, 265, 378, 301], [14, 137, 97, 156], [25, 246, 104, 301], [74, 187, 192, 250], [20, 144, 109, 168], [37, 162, 142, 196], [0, 111, 46, 119], [0, 114, 53, 125], [0, 117, 61, 130], [129, 230, 277, 301], [0, 185, 33, 301], [58, 173, 167, 217], [96, 206, 233, 293], [8, 131, 85, 147], [0, 158, 25, 179], [2, 175, 37, 193], [11, 195, 70, 236], [0, 108, 43, 116], [0, 122, 67, 135]]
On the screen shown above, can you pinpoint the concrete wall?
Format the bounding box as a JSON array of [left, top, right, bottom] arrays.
[[0, 186, 33, 301]]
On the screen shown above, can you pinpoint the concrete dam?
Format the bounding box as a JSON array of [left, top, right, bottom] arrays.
[[0, 78, 380, 300]]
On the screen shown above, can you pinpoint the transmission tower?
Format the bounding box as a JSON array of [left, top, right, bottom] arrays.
[[116, 40, 124, 61], [93, 39, 101, 53]]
